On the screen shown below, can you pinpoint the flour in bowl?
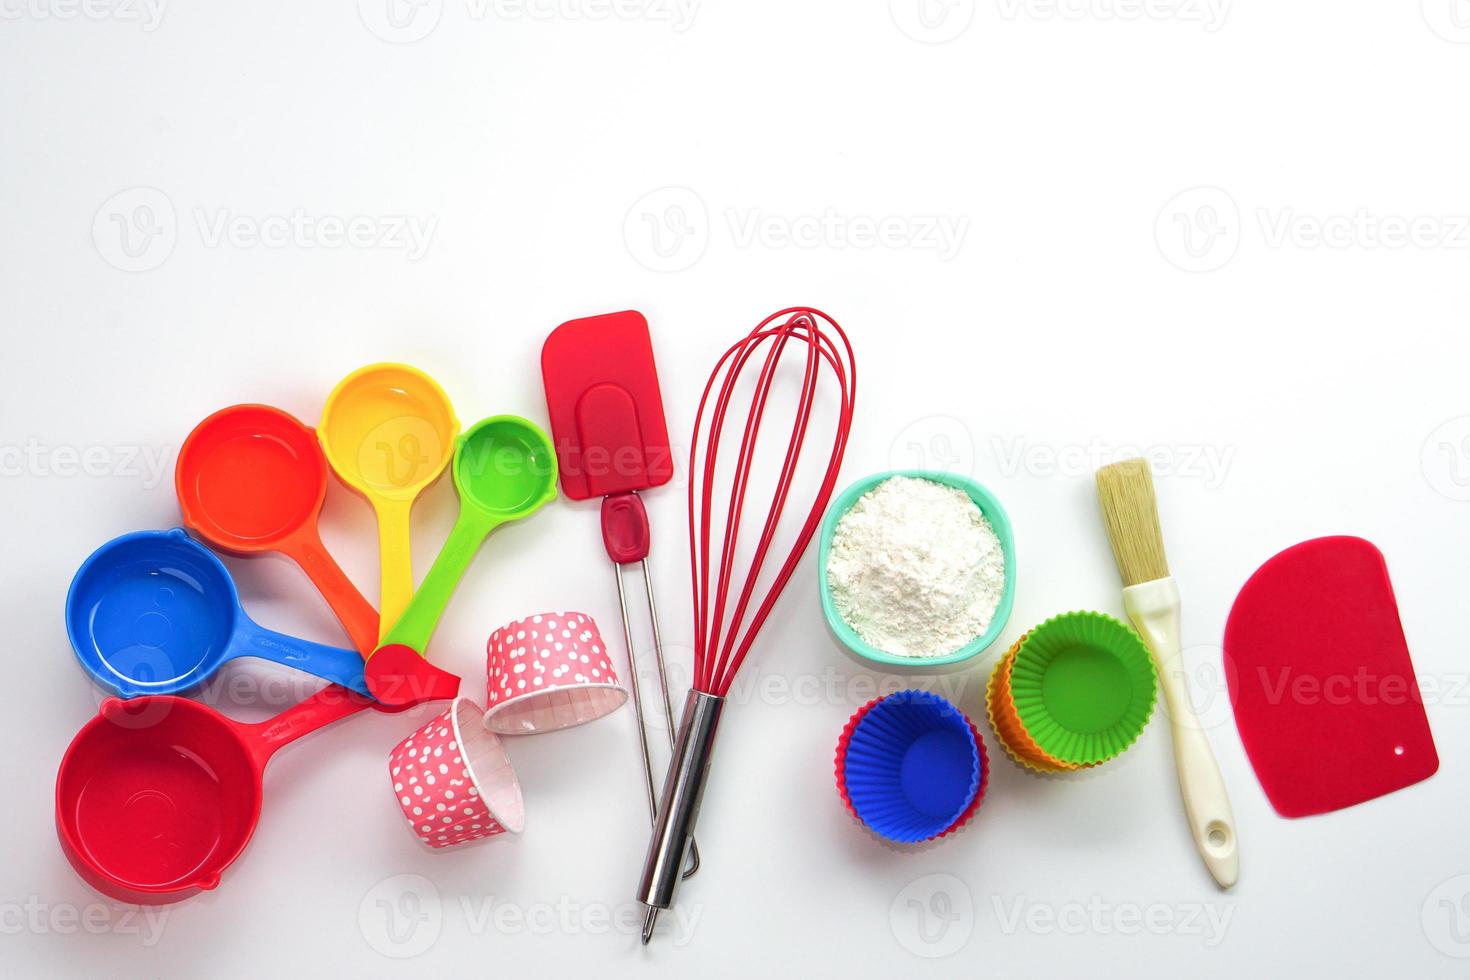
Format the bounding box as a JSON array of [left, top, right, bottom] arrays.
[[826, 475, 1006, 658]]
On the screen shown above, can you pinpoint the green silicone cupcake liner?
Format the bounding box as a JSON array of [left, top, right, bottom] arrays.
[[1008, 611, 1157, 767]]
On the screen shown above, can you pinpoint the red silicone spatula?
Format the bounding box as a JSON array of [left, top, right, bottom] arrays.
[[1224, 536, 1438, 817], [541, 310, 698, 879]]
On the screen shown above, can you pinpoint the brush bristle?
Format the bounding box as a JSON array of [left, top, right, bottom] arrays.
[[1095, 457, 1170, 587]]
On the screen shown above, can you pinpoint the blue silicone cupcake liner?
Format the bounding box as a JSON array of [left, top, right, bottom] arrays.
[[840, 690, 982, 844]]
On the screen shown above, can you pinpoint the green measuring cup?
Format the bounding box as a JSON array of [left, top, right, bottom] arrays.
[[364, 415, 559, 705]]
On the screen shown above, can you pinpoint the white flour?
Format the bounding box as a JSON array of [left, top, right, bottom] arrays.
[[826, 475, 1006, 658]]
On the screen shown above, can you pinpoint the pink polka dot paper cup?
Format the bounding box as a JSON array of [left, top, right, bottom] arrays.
[[482, 612, 628, 735], [388, 698, 525, 849]]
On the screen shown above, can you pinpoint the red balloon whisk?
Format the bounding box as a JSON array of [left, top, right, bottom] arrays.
[[637, 307, 857, 942]]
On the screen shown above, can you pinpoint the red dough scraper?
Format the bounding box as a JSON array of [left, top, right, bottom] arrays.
[[1224, 536, 1438, 817], [541, 310, 699, 878]]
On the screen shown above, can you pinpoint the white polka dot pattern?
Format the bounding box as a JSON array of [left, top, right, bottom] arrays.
[[482, 611, 628, 735], [387, 697, 524, 849]]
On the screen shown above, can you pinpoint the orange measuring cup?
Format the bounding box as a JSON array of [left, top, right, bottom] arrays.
[[176, 404, 380, 656]]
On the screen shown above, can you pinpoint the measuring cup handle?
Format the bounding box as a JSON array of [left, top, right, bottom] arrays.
[[228, 618, 372, 697], [379, 506, 497, 654], [289, 530, 381, 656], [242, 684, 372, 770], [374, 496, 415, 644]]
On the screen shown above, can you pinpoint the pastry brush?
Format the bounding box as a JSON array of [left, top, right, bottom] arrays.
[[1096, 457, 1239, 888]]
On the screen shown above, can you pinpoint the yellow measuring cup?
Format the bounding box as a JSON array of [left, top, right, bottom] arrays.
[[320, 363, 459, 640]]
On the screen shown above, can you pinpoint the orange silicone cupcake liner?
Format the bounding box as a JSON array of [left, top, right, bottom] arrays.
[[986, 636, 1083, 773]]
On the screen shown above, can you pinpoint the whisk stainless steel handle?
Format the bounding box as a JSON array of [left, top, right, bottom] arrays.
[[637, 690, 723, 933]]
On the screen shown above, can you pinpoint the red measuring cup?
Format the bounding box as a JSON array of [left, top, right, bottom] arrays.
[[55, 686, 370, 904], [176, 404, 380, 656]]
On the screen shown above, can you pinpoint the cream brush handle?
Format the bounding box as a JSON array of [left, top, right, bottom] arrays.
[[1123, 577, 1240, 889]]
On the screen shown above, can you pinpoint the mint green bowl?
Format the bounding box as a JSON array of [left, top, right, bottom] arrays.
[[818, 470, 1016, 668]]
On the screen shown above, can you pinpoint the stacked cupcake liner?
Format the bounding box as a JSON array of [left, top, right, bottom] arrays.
[[987, 633, 1079, 773], [834, 690, 988, 844], [986, 611, 1158, 772]]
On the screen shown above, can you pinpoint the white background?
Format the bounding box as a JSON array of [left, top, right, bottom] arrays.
[[3, 2, 1469, 977]]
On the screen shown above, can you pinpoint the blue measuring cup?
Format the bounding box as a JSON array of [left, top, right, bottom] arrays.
[[66, 529, 370, 698]]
